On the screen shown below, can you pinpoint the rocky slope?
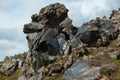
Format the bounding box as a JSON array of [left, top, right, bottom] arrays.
[[0, 3, 120, 80]]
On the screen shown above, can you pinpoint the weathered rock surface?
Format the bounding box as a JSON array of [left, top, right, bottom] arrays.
[[0, 3, 120, 80], [19, 3, 85, 80], [32, 3, 68, 28], [0, 56, 18, 76], [63, 60, 100, 80], [77, 17, 119, 47]]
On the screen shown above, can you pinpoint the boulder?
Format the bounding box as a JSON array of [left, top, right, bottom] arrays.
[[0, 57, 18, 76], [19, 3, 71, 80], [24, 22, 43, 33], [101, 21, 118, 40], [34, 29, 60, 56], [77, 23, 100, 46], [63, 60, 100, 80], [38, 3, 68, 28], [60, 17, 72, 35]]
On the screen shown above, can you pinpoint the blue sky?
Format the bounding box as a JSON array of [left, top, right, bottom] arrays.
[[0, 0, 120, 61]]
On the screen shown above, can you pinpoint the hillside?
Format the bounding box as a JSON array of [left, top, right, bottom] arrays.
[[0, 3, 120, 80]]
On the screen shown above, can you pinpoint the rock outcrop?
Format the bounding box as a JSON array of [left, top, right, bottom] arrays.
[[0, 56, 18, 76], [19, 3, 88, 80], [76, 17, 119, 47], [0, 3, 120, 80], [20, 3, 120, 79]]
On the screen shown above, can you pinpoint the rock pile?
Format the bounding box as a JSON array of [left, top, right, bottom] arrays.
[[110, 8, 120, 29], [0, 3, 120, 80], [77, 17, 119, 47], [0, 56, 18, 76], [19, 3, 88, 80], [19, 3, 119, 79]]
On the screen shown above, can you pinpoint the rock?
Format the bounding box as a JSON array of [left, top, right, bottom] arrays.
[[0, 56, 18, 76], [71, 26, 78, 35], [29, 76, 42, 80], [95, 75, 109, 80], [63, 41, 71, 55], [18, 71, 42, 80], [63, 60, 100, 80], [38, 3, 68, 28], [62, 35, 88, 56], [70, 36, 82, 47], [100, 63, 117, 77], [24, 22, 43, 33], [109, 51, 120, 59], [44, 63, 64, 76], [71, 44, 88, 57], [97, 52, 104, 56], [96, 39, 102, 47], [58, 33, 67, 51], [63, 55, 73, 69], [117, 42, 120, 47], [17, 3, 120, 80], [38, 29, 60, 52], [20, 50, 58, 79], [110, 8, 120, 30], [60, 17, 72, 35], [101, 21, 113, 29], [26, 33, 37, 50], [117, 54, 120, 60], [18, 72, 28, 80], [101, 63, 116, 70], [35, 40, 59, 56], [101, 21, 118, 40], [31, 14, 41, 22], [19, 3, 72, 80], [78, 23, 101, 46], [77, 16, 119, 47], [17, 59, 23, 68], [102, 16, 109, 21], [101, 35, 110, 46]]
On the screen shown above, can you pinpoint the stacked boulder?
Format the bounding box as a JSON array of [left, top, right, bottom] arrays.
[[0, 3, 119, 80], [19, 3, 120, 80], [19, 3, 88, 80], [76, 17, 119, 47]]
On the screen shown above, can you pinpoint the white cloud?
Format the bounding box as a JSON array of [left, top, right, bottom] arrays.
[[80, 0, 108, 17], [0, 0, 13, 9], [0, 39, 27, 61]]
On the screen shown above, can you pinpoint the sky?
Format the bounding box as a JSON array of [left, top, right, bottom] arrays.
[[0, 0, 120, 61]]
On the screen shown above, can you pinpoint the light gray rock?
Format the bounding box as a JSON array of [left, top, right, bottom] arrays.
[[63, 60, 100, 80], [24, 22, 43, 33]]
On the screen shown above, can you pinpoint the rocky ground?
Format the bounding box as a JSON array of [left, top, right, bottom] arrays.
[[0, 3, 120, 80]]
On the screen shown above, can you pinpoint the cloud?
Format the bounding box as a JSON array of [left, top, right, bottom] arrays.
[[0, 0, 13, 10], [80, 0, 108, 17], [0, 39, 27, 61], [0, 0, 120, 61]]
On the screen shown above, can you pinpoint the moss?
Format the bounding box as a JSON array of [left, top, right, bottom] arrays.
[[100, 68, 109, 76], [114, 59, 120, 64], [15, 54, 23, 59], [44, 68, 66, 80], [0, 69, 21, 80], [15, 53, 27, 60]]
